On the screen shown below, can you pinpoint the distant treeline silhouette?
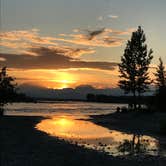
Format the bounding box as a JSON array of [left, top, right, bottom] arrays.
[[86, 93, 152, 104]]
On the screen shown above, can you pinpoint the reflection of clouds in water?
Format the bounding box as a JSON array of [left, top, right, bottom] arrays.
[[36, 116, 160, 156]]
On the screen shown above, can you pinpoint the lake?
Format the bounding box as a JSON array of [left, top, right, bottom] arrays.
[[5, 102, 166, 156], [5, 101, 125, 117]]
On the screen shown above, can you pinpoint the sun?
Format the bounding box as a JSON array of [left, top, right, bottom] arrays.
[[60, 80, 71, 84], [59, 83, 69, 89], [46, 72, 77, 89], [57, 79, 72, 89]]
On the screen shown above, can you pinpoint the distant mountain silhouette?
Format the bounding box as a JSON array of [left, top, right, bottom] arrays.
[[18, 84, 123, 100], [18, 84, 154, 100]]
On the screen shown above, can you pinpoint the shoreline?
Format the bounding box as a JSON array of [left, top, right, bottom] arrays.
[[1, 115, 166, 166], [89, 111, 166, 143]]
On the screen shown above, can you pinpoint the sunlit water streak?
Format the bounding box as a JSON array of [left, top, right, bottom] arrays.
[[5, 102, 166, 156], [36, 116, 165, 156], [5, 102, 126, 116]]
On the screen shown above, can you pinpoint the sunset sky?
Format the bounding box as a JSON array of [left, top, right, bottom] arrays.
[[0, 0, 166, 89]]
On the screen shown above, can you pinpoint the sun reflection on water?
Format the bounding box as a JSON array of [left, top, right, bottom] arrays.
[[36, 116, 112, 139], [52, 117, 74, 126], [36, 116, 163, 156]]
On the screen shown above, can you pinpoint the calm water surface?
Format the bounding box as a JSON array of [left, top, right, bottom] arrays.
[[36, 115, 165, 156], [6, 101, 122, 117], [6, 102, 166, 156]]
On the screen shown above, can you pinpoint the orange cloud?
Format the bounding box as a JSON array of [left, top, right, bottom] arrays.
[[0, 29, 96, 57], [54, 28, 134, 47], [0, 29, 57, 45], [0, 27, 133, 58]]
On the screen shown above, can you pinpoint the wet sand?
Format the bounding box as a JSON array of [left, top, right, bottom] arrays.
[[1, 115, 166, 166]]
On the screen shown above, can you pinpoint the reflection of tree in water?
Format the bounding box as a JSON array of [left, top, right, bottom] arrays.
[[118, 134, 150, 155]]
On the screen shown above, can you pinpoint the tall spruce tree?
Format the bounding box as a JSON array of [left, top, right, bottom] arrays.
[[119, 26, 153, 110], [155, 57, 166, 88]]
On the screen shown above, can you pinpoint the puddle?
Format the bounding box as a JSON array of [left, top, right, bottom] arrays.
[[36, 116, 166, 156]]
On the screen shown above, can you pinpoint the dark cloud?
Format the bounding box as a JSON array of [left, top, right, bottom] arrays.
[[0, 47, 117, 70], [85, 28, 105, 40]]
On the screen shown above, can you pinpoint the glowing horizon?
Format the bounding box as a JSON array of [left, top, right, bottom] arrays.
[[0, 0, 166, 89]]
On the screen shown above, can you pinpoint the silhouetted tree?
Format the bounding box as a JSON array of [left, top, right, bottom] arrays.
[[155, 57, 166, 88], [0, 67, 17, 116], [154, 58, 166, 111], [119, 26, 153, 110]]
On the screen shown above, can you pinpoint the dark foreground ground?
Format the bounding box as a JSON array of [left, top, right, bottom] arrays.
[[0, 115, 166, 166], [90, 111, 166, 138]]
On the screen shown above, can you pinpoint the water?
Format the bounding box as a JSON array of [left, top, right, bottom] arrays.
[[5, 102, 166, 157], [36, 116, 162, 156], [5, 101, 125, 117]]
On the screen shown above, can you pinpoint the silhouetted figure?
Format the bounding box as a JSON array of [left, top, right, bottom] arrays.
[[116, 107, 120, 113]]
